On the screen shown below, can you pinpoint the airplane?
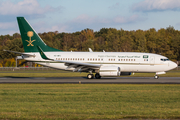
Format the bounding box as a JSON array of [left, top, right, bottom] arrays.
[[4, 17, 178, 79]]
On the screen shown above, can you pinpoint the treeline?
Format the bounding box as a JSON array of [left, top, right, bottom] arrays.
[[0, 26, 180, 66]]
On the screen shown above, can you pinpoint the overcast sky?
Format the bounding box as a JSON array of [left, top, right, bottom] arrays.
[[1, 0, 180, 35]]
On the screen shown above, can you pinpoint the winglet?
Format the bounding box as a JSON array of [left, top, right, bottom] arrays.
[[37, 46, 52, 60], [89, 48, 93, 52]]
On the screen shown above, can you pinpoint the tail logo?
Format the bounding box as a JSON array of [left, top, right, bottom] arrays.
[[26, 31, 36, 46]]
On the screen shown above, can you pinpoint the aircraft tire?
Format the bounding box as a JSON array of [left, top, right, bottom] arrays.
[[95, 73, 101, 79], [87, 74, 94, 79], [154, 75, 159, 79]]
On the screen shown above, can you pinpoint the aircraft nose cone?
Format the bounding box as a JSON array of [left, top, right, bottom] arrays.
[[170, 61, 178, 69]]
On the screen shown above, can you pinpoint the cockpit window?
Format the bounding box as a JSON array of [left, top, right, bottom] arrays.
[[160, 58, 169, 61]]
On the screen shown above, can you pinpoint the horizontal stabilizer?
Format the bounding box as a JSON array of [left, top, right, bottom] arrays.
[[3, 49, 35, 57]]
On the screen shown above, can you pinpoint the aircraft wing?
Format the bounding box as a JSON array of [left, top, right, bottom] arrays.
[[57, 60, 100, 72], [37, 46, 101, 72], [3, 49, 36, 57]]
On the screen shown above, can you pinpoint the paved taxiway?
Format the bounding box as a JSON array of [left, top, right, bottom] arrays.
[[0, 77, 179, 84]]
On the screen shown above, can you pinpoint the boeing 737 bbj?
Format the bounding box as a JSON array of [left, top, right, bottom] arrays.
[[4, 17, 177, 79]]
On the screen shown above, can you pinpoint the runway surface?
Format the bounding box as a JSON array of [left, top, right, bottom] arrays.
[[0, 77, 180, 84]]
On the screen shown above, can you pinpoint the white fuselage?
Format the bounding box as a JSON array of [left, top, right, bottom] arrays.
[[23, 52, 177, 73]]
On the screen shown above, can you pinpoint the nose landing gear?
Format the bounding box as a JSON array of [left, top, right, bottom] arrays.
[[154, 75, 159, 79]]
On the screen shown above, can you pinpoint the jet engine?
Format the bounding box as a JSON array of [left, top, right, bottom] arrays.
[[99, 66, 131, 77], [99, 66, 121, 76]]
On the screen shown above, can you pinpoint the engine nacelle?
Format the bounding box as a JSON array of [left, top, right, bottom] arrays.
[[99, 66, 120, 76]]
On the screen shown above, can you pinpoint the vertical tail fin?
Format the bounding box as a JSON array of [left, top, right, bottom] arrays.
[[17, 17, 62, 52]]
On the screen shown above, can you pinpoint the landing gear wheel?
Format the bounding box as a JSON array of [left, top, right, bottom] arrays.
[[154, 75, 159, 79], [95, 73, 101, 79], [87, 74, 94, 79]]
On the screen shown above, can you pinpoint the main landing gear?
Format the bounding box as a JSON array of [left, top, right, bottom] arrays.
[[87, 74, 94, 79], [95, 73, 101, 79], [87, 73, 101, 79]]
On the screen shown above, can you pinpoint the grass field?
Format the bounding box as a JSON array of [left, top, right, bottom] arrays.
[[0, 69, 180, 77], [0, 84, 180, 119]]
